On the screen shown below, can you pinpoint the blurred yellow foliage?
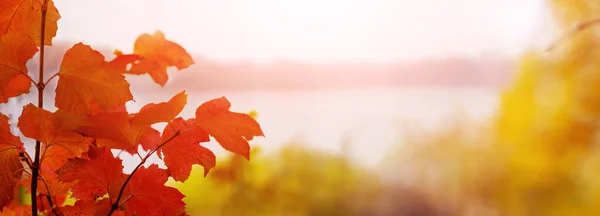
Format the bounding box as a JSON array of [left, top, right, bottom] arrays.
[[170, 1, 600, 215], [383, 1, 600, 215], [168, 144, 381, 215]]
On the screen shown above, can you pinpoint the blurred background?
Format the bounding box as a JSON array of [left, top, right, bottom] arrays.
[[5, 0, 600, 215]]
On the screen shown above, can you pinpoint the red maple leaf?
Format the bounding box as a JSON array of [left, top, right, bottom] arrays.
[[0, 31, 37, 103], [108, 31, 195, 86], [18, 104, 92, 171], [0, 0, 61, 46], [75, 91, 187, 153], [57, 147, 125, 201], [137, 126, 161, 151], [116, 165, 187, 216], [55, 43, 133, 115], [159, 118, 215, 181], [1, 202, 32, 216], [195, 97, 264, 159], [129, 91, 187, 125]]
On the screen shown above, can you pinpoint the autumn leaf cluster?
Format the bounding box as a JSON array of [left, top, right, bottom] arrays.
[[1, 0, 264, 215]]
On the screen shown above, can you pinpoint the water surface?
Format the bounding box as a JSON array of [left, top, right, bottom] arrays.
[[1, 87, 499, 172]]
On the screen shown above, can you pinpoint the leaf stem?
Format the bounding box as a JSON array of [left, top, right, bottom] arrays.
[[31, 0, 49, 215], [20, 70, 37, 87], [135, 152, 143, 161], [42, 72, 59, 89], [107, 130, 181, 215]]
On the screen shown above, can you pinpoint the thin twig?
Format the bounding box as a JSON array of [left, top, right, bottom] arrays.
[[135, 152, 143, 161], [115, 150, 124, 158], [17, 151, 32, 176], [19, 151, 33, 168], [38, 175, 59, 216], [14, 167, 31, 177], [107, 130, 181, 216], [546, 17, 600, 51], [31, 0, 49, 215]]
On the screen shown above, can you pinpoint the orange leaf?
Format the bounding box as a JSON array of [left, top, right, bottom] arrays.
[[0, 31, 37, 103], [0, 114, 25, 210], [18, 104, 92, 170], [195, 97, 264, 159], [1, 202, 31, 215], [3, 75, 32, 102], [159, 118, 214, 181], [90, 102, 127, 115], [119, 165, 186, 216], [76, 92, 188, 153], [55, 43, 133, 115], [57, 147, 126, 201], [0, 0, 61, 46], [109, 31, 195, 86], [130, 91, 187, 125], [76, 111, 140, 153]]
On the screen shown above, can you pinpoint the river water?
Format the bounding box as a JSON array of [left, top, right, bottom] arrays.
[[1, 86, 500, 172]]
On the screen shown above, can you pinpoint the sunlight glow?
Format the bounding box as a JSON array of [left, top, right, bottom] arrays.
[[55, 0, 544, 62]]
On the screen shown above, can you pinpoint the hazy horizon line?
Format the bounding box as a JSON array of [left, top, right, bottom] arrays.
[[48, 39, 521, 65]]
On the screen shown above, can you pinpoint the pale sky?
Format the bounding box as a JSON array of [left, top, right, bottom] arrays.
[[54, 0, 550, 63]]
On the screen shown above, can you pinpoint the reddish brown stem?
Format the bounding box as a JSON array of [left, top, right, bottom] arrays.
[[31, 0, 49, 215], [107, 130, 181, 215]]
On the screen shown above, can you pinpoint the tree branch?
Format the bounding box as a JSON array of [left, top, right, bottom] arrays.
[[546, 17, 600, 51], [107, 130, 181, 215]]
